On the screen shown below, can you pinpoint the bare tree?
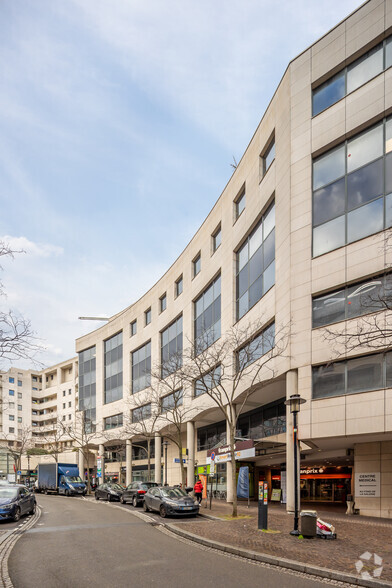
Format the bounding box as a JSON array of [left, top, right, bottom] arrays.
[[0, 426, 35, 481], [0, 240, 42, 366], [182, 319, 288, 517], [39, 423, 67, 463]]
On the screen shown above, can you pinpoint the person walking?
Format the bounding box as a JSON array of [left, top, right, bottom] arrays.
[[194, 478, 203, 504]]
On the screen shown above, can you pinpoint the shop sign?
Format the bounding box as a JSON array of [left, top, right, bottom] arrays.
[[206, 440, 255, 464], [271, 489, 281, 501], [355, 472, 380, 498]]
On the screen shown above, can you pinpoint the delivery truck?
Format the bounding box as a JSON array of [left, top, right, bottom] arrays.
[[37, 463, 86, 496]]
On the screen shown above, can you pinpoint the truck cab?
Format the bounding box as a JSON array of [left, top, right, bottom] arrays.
[[58, 473, 86, 496]]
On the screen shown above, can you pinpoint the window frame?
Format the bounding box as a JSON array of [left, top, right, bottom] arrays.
[[193, 253, 201, 278], [145, 308, 151, 326], [234, 187, 246, 221]]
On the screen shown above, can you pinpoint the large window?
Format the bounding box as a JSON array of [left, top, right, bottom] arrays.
[[197, 420, 226, 451], [313, 273, 392, 328], [236, 202, 275, 319], [132, 403, 151, 423], [78, 346, 96, 432], [194, 364, 221, 398], [161, 315, 183, 377], [161, 389, 183, 413], [312, 36, 392, 116], [237, 322, 275, 370], [104, 413, 123, 430], [132, 341, 151, 394], [237, 399, 286, 439], [313, 118, 392, 257], [104, 332, 123, 404], [194, 275, 221, 353], [312, 352, 392, 399]]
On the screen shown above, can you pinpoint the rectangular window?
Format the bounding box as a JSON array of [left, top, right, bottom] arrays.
[[145, 308, 151, 325], [195, 365, 221, 398], [160, 293, 167, 313], [9, 390, 14, 396], [237, 322, 275, 370], [193, 254, 201, 277], [312, 37, 391, 116], [235, 189, 246, 220], [17, 380, 22, 387], [18, 405, 22, 411], [68, 389, 71, 395], [312, 351, 389, 400], [18, 417, 22, 423], [130, 320, 137, 337], [68, 401, 71, 407], [132, 403, 151, 423], [104, 413, 124, 430], [9, 427, 14, 434], [236, 202, 275, 319], [63, 391, 66, 397], [78, 345, 97, 433], [175, 276, 183, 297], [194, 274, 221, 353], [9, 377, 14, 384], [212, 226, 221, 253], [131, 341, 151, 394], [312, 273, 390, 328], [161, 315, 183, 377], [312, 118, 391, 257], [104, 332, 123, 404], [62, 415, 66, 422], [161, 389, 183, 413], [262, 137, 275, 175], [9, 415, 14, 421], [9, 402, 14, 409], [18, 393, 22, 399], [32, 376, 37, 382], [68, 414, 72, 420], [63, 403, 66, 409]]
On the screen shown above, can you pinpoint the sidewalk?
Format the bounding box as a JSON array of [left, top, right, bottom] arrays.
[[172, 499, 392, 584]]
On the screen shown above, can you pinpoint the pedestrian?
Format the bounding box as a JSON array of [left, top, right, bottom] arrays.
[[194, 478, 203, 504]]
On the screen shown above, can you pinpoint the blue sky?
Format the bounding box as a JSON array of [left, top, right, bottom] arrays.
[[0, 0, 361, 368]]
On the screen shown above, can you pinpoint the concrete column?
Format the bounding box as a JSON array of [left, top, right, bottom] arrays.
[[226, 405, 236, 503], [126, 439, 132, 486], [99, 444, 105, 483], [187, 421, 195, 488], [154, 434, 162, 484], [286, 370, 299, 514]]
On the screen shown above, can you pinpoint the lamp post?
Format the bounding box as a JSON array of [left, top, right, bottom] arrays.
[[162, 440, 169, 485], [285, 393, 306, 536]]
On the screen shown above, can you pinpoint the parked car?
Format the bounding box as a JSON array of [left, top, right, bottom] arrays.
[[143, 486, 199, 518], [95, 483, 124, 502], [0, 485, 36, 522], [121, 481, 158, 507]]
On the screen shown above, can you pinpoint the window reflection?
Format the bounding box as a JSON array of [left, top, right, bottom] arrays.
[[346, 45, 383, 94], [347, 198, 383, 243], [387, 37, 392, 69], [347, 125, 383, 173], [347, 158, 383, 210], [312, 71, 345, 116], [313, 215, 345, 257], [313, 145, 345, 190], [313, 178, 345, 226]]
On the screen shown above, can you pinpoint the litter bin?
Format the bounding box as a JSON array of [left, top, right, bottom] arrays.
[[346, 494, 354, 515], [300, 510, 317, 537]]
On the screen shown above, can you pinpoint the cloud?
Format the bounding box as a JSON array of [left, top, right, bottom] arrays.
[[1, 235, 64, 258]]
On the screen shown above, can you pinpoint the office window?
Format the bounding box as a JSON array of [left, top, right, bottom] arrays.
[[161, 315, 183, 377], [235, 189, 246, 220], [160, 293, 167, 313], [131, 341, 151, 394], [9, 427, 14, 434], [313, 351, 388, 400], [312, 273, 392, 328], [175, 276, 183, 297], [212, 226, 221, 253], [18, 417, 22, 423], [312, 118, 391, 257], [104, 332, 123, 404], [18, 405, 22, 411], [104, 413, 123, 430], [78, 345, 97, 433], [9, 377, 14, 384], [18, 392, 22, 399], [312, 36, 392, 116], [132, 403, 151, 423], [237, 322, 275, 370], [194, 365, 221, 398], [130, 320, 137, 337], [236, 202, 275, 319], [194, 274, 221, 353], [17, 380, 22, 387], [9, 390, 14, 396], [262, 137, 275, 175], [161, 390, 183, 413], [32, 376, 37, 382], [9, 415, 14, 421], [193, 254, 201, 277], [145, 308, 151, 326]]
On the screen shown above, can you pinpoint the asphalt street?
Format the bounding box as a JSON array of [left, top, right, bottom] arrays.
[[9, 495, 335, 588]]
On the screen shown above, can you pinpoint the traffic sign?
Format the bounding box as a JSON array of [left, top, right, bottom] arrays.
[[210, 451, 216, 461], [17, 471, 22, 475]]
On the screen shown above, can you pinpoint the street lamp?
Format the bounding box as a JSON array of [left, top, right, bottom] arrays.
[[284, 393, 306, 536], [162, 440, 169, 485]]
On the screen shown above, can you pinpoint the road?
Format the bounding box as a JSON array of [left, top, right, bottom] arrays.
[[9, 495, 333, 588]]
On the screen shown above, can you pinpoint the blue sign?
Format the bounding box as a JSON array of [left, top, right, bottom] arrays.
[[237, 466, 249, 499], [17, 470, 22, 475], [173, 458, 186, 464]]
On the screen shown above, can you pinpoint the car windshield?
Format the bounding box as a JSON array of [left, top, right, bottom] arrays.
[[142, 483, 158, 489], [109, 484, 123, 491], [65, 476, 83, 483], [161, 488, 187, 499], [0, 488, 18, 499]]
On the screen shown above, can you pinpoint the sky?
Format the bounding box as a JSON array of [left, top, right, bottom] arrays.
[[0, 0, 362, 369]]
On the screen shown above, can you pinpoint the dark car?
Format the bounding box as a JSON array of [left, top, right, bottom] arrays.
[[120, 481, 158, 507], [143, 486, 199, 518], [95, 483, 124, 502], [0, 485, 36, 522]]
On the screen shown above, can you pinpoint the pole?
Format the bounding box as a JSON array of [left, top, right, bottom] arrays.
[[290, 410, 300, 535], [164, 444, 168, 485]]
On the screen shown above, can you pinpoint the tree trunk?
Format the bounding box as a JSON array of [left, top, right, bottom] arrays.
[[178, 445, 186, 488], [85, 450, 91, 494], [147, 438, 151, 482], [229, 428, 237, 518]]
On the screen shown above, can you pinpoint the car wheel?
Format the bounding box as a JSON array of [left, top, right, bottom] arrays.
[[107, 494, 112, 502], [132, 495, 138, 508], [159, 505, 167, 518], [95, 495, 99, 500], [143, 501, 150, 512], [13, 507, 21, 522], [120, 495, 125, 504], [44, 489, 48, 495], [29, 503, 36, 515], [65, 489, 70, 497]]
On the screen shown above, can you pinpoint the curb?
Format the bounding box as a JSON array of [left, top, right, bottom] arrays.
[[166, 524, 392, 588]]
